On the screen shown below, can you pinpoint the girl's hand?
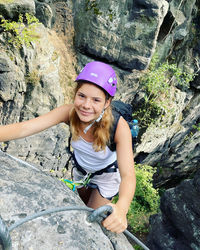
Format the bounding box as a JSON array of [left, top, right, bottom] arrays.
[[101, 203, 128, 234]]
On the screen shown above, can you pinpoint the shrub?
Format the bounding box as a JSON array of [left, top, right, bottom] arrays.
[[127, 165, 160, 233], [127, 164, 160, 233], [0, 13, 40, 48], [133, 54, 195, 130], [113, 164, 160, 235]]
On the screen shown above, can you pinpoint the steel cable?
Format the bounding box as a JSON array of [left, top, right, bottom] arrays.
[[0, 205, 150, 250]]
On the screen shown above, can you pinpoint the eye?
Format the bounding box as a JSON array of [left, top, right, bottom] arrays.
[[78, 93, 85, 98], [94, 98, 101, 102]]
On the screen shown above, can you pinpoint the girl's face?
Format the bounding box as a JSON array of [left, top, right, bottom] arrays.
[[74, 83, 111, 124]]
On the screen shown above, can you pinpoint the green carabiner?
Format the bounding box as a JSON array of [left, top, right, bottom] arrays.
[[61, 173, 92, 191]]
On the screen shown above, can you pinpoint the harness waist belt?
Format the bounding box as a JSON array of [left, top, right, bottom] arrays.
[[72, 153, 118, 177]]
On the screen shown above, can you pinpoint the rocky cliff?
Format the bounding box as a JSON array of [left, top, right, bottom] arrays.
[[147, 169, 200, 250], [0, 0, 200, 249], [0, 150, 132, 249], [0, 0, 77, 173]]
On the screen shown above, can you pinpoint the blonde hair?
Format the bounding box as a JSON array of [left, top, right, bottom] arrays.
[[70, 83, 114, 151]]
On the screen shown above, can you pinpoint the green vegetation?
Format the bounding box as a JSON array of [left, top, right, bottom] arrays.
[[85, 0, 102, 15], [113, 164, 160, 246], [25, 70, 40, 85], [85, 0, 115, 21], [192, 123, 200, 131], [127, 165, 160, 233], [133, 54, 195, 130], [51, 51, 59, 62], [0, 0, 13, 3], [108, 9, 115, 22], [183, 122, 200, 144], [0, 13, 40, 48]]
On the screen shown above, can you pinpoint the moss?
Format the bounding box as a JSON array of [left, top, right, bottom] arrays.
[[25, 70, 40, 85], [51, 51, 59, 62], [0, 0, 14, 3]]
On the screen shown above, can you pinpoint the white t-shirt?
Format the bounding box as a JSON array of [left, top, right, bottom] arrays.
[[71, 136, 117, 173]]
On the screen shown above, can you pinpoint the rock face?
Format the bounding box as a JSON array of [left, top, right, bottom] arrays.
[[147, 170, 200, 250], [73, 0, 169, 71], [0, 150, 132, 250], [0, 1, 76, 173], [0, 37, 70, 172], [0, 0, 200, 248], [135, 93, 200, 188], [0, 0, 35, 19], [133, 0, 200, 188]]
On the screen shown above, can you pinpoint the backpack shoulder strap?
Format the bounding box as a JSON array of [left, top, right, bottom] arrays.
[[64, 132, 73, 170], [108, 108, 121, 151]]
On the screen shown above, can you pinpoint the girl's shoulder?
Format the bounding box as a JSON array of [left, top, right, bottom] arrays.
[[55, 103, 74, 124]]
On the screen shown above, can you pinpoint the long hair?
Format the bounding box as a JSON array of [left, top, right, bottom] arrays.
[[69, 82, 114, 151]]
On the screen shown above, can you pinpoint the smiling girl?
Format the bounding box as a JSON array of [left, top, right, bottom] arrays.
[[0, 61, 136, 233]]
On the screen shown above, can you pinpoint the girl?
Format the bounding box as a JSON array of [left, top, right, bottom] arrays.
[[0, 61, 136, 234]]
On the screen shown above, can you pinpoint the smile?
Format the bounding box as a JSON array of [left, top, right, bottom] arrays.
[[80, 110, 93, 116]]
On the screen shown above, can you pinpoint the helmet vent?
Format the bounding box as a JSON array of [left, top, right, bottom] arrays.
[[108, 77, 113, 83], [90, 72, 98, 77]]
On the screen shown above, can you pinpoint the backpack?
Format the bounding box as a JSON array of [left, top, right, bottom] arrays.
[[112, 100, 133, 122], [108, 100, 134, 151]]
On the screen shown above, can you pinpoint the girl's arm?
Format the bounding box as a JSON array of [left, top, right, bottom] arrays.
[[0, 104, 73, 142], [102, 116, 136, 233]]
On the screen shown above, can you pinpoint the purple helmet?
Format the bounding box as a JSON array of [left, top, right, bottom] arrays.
[[75, 61, 117, 96]]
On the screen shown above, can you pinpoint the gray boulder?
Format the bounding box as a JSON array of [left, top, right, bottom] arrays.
[[73, 0, 169, 71], [35, 1, 53, 28], [0, 150, 133, 250], [147, 170, 200, 250]]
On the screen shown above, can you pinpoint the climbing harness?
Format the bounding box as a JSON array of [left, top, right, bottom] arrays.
[[61, 172, 92, 191], [0, 205, 150, 250], [61, 158, 118, 192], [72, 153, 118, 177], [64, 146, 118, 191]]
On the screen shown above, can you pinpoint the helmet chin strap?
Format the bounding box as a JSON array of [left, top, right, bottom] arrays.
[[83, 109, 105, 134]]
